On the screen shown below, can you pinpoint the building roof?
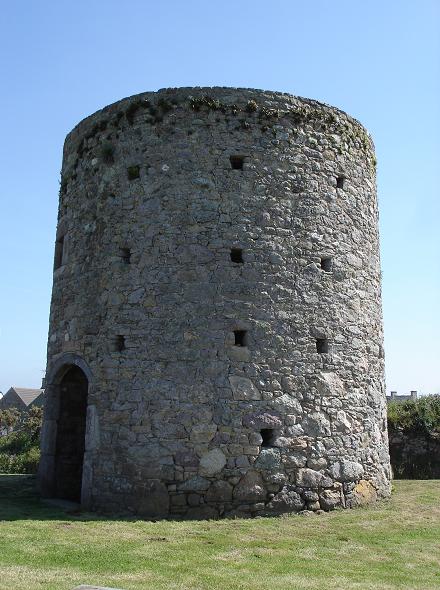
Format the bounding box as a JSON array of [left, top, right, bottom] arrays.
[[6, 387, 44, 406]]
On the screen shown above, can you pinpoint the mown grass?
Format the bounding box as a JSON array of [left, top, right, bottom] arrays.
[[0, 476, 439, 590]]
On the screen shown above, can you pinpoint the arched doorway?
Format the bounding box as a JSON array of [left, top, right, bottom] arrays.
[[54, 365, 88, 502]]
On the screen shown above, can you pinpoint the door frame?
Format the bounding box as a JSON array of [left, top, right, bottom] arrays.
[[38, 354, 97, 508]]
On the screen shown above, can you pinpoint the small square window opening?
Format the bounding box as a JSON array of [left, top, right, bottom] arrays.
[[316, 338, 329, 354], [127, 165, 140, 180], [54, 236, 65, 270], [230, 248, 244, 263], [230, 155, 245, 170], [320, 257, 332, 272], [260, 428, 275, 447], [120, 247, 131, 264], [115, 335, 126, 352], [234, 330, 248, 347]]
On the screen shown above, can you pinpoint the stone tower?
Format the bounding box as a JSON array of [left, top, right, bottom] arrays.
[[39, 87, 391, 518]]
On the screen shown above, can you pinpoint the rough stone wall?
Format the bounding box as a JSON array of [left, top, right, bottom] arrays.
[[43, 87, 391, 517], [389, 430, 440, 479]]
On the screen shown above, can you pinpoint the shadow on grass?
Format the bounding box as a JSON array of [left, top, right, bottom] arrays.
[[0, 474, 136, 523]]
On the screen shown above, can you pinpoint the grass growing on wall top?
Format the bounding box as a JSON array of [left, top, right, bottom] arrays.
[[0, 476, 439, 590]]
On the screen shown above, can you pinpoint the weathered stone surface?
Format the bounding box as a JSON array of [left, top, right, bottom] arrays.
[[330, 460, 364, 482], [242, 411, 282, 429], [266, 485, 304, 513], [178, 476, 210, 492], [302, 412, 331, 437], [307, 457, 327, 471], [185, 506, 219, 520], [233, 471, 266, 502], [333, 410, 351, 432], [187, 493, 200, 506], [352, 479, 378, 506], [263, 470, 288, 486], [229, 376, 261, 401], [302, 490, 319, 502], [174, 450, 199, 468], [40, 419, 57, 455], [84, 405, 99, 451], [283, 451, 307, 469], [137, 480, 170, 517], [199, 448, 227, 476], [236, 455, 250, 468], [272, 394, 302, 414], [319, 489, 344, 510], [40, 87, 391, 518], [285, 425, 305, 437], [316, 372, 345, 397], [254, 448, 281, 470], [190, 424, 217, 443], [206, 480, 233, 502], [296, 468, 332, 488]]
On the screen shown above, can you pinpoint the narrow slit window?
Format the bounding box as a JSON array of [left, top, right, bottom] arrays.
[[230, 248, 244, 263], [260, 428, 275, 447], [127, 165, 140, 180], [114, 335, 126, 352], [230, 155, 244, 170], [120, 247, 131, 264], [336, 176, 345, 189], [54, 236, 65, 270], [234, 330, 248, 347], [316, 338, 329, 354], [320, 257, 332, 272]]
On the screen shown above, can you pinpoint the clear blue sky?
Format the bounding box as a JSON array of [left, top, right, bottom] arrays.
[[0, 0, 438, 395]]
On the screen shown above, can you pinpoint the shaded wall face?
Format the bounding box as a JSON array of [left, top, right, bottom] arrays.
[[45, 88, 390, 517], [389, 431, 440, 479]]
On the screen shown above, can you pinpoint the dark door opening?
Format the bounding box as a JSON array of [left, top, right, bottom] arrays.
[[54, 366, 88, 502]]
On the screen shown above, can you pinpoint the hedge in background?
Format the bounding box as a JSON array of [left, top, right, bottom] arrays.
[[387, 395, 440, 436], [387, 395, 440, 479]]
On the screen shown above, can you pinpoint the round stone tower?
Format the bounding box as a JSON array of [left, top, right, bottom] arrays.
[[39, 87, 391, 518]]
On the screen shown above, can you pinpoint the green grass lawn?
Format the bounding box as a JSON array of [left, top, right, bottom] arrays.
[[0, 476, 439, 590]]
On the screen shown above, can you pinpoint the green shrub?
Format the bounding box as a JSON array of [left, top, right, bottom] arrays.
[[0, 431, 31, 454], [245, 99, 258, 113], [0, 431, 41, 474], [0, 407, 42, 474], [0, 408, 21, 432], [388, 395, 440, 436], [0, 446, 40, 474], [100, 141, 115, 164], [21, 446, 41, 473]]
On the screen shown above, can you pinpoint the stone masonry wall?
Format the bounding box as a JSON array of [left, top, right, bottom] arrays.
[[43, 87, 391, 517], [389, 430, 440, 479]]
